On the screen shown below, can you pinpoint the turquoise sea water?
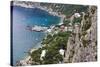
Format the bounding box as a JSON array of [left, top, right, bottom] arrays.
[[12, 6, 61, 65]]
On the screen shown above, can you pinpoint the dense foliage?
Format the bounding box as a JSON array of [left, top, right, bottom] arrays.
[[31, 31, 71, 64]]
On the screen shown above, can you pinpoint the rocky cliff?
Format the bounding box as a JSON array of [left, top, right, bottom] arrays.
[[64, 6, 97, 63]]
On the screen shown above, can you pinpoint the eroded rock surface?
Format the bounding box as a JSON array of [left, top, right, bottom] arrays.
[[64, 6, 97, 63]]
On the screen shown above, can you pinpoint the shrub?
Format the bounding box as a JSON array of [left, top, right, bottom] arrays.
[[73, 17, 82, 24], [82, 39, 90, 47], [82, 31, 87, 36], [31, 48, 42, 63]]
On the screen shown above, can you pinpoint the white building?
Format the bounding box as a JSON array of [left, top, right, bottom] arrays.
[[59, 49, 65, 56], [40, 50, 46, 60], [74, 13, 81, 18], [64, 27, 68, 31]]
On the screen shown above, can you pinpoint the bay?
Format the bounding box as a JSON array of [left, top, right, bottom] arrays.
[[12, 6, 61, 65]]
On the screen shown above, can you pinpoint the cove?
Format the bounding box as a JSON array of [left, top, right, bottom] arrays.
[[12, 6, 61, 65]]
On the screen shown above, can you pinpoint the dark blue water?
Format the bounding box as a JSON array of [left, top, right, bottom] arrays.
[[12, 6, 61, 65]]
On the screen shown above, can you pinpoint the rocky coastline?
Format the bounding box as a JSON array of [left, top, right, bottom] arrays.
[[14, 1, 66, 66], [13, 1, 97, 66]]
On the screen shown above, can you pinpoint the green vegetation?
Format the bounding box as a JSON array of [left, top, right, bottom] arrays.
[[40, 3, 88, 17], [31, 31, 71, 64], [84, 20, 91, 31], [43, 50, 63, 64], [82, 31, 87, 36], [82, 14, 91, 31], [61, 5, 88, 16], [42, 34, 53, 44], [82, 39, 90, 47], [42, 31, 71, 64], [30, 48, 42, 64], [73, 17, 82, 24], [63, 19, 70, 25]]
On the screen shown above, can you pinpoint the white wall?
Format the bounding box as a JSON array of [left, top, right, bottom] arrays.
[[0, 0, 99, 67]]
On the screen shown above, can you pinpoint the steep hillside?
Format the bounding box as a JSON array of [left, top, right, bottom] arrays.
[[64, 6, 97, 63]]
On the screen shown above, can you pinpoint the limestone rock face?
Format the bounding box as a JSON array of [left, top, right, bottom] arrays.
[[64, 6, 97, 63]]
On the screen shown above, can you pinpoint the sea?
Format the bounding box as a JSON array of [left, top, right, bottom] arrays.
[[11, 6, 61, 65]]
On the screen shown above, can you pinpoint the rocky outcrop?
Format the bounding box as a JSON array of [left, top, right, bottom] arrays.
[[64, 6, 97, 63]]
